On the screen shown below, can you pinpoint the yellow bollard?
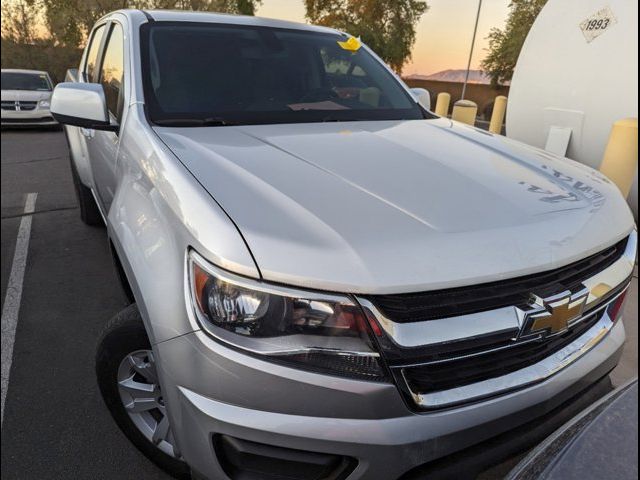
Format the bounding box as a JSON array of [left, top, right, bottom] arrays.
[[599, 118, 638, 197], [489, 95, 508, 134], [434, 92, 451, 117], [451, 99, 478, 125]]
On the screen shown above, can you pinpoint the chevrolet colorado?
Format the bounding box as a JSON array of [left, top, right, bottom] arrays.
[[50, 9, 636, 480]]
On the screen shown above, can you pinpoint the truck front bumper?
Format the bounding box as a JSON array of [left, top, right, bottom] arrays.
[[154, 317, 625, 480]]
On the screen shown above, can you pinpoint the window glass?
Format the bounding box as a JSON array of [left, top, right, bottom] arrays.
[[100, 23, 125, 120], [85, 24, 106, 82], [1, 72, 51, 91], [141, 23, 425, 126]]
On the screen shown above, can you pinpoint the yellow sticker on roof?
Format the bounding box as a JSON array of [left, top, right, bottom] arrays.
[[337, 36, 361, 52]]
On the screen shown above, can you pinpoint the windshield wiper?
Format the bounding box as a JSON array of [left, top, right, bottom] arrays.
[[321, 115, 365, 123], [153, 117, 243, 127]]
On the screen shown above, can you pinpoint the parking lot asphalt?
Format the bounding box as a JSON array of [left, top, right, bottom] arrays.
[[1, 128, 171, 480], [0, 128, 637, 480]]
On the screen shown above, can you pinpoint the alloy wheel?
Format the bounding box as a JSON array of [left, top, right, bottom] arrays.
[[116, 350, 180, 458]]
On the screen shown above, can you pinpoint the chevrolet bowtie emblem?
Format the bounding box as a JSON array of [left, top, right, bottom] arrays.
[[522, 287, 589, 336]]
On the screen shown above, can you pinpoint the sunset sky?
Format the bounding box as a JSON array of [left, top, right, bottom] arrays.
[[4, 0, 510, 76], [256, 0, 510, 75]]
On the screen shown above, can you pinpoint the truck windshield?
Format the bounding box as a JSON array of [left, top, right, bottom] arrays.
[[1, 72, 52, 91], [141, 22, 427, 126]]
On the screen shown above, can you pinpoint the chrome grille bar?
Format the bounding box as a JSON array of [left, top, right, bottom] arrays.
[[406, 295, 623, 408], [357, 230, 636, 348], [356, 230, 636, 409]]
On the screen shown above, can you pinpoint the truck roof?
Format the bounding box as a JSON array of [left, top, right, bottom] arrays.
[[114, 9, 343, 36]]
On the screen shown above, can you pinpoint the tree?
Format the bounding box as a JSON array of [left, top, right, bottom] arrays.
[[40, 0, 263, 47], [1, 0, 50, 72], [140, 0, 262, 15], [41, 1, 120, 47], [1, 0, 43, 45], [481, 0, 547, 87], [1, 0, 262, 80], [305, 0, 429, 72]]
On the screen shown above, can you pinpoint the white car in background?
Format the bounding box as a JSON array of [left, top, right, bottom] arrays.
[[1, 69, 57, 127]]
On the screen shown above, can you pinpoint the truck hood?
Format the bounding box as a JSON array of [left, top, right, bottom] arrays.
[[155, 119, 634, 294]]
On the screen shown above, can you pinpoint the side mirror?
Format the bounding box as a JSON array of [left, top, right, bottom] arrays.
[[50, 82, 117, 131], [410, 88, 431, 111]]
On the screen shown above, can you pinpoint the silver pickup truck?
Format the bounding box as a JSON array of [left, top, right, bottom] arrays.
[[50, 9, 636, 480]]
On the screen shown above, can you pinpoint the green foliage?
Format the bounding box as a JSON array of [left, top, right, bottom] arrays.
[[139, 1, 262, 15], [1, 0, 262, 80], [1, 38, 82, 82], [305, 0, 429, 72], [1, 0, 43, 44], [40, 0, 263, 46], [2, 1, 263, 48], [481, 0, 547, 87], [0, 0, 79, 81]]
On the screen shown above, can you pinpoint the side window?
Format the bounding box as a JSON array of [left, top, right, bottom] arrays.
[[100, 23, 125, 122], [85, 24, 106, 82]]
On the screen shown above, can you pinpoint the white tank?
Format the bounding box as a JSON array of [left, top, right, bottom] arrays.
[[506, 0, 638, 217]]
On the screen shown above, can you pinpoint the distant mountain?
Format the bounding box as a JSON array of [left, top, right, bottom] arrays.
[[405, 69, 509, 85]]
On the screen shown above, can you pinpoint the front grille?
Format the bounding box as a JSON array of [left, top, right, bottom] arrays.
[[19, 101, 37, 110], [1, 100, 38, 111], [401, 307, 605, 395], [362, 234, 634, 409], [363, 237, 628, 323]]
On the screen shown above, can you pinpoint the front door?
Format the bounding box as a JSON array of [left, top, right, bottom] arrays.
[[86, 21, 125, 214]]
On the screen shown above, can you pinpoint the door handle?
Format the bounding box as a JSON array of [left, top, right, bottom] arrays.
[[80, 127, 95, 138]]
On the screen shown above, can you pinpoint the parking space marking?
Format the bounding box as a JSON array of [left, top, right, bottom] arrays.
[[1, 192, 37, 424]]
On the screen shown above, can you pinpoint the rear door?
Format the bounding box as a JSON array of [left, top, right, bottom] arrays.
[[86, 20, 126, 213]]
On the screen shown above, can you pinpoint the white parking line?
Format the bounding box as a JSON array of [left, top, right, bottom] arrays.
[[1, 192, 37, 425]]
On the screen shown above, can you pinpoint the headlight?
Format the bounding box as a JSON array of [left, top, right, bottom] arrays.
[[39, 100, 50, 108], [188, 250, 386, 380]]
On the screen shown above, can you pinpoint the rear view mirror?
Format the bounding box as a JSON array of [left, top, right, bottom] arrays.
[[410, 88, 431, 111], [51, 83, 117, 131]]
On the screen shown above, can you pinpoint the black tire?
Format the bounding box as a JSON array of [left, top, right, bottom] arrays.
[[69, 155, 103, 226], [96, 304, 191, 479]]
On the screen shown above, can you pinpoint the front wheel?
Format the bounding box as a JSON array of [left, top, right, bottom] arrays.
[[96, 304, 190, 479]]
